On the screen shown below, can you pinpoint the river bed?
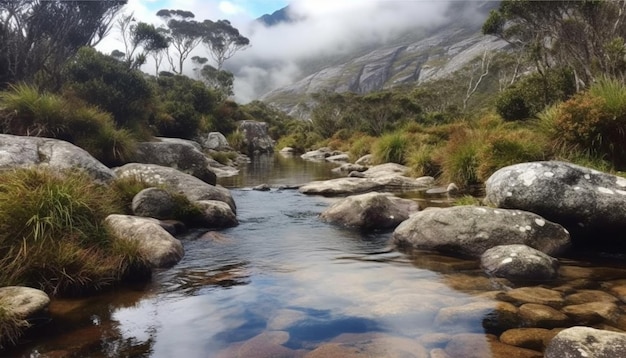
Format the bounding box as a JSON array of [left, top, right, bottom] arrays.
[[9, 154, 626, 357]]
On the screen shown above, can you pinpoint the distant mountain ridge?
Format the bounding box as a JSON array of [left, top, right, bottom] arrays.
[[256, 2, 506, 117], [257, 6, 294, 27]]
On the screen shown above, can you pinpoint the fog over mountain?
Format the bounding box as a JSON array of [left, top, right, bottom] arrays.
[[228, 0, 490, 103]]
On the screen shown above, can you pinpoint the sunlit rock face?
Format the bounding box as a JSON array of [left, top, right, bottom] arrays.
[[485, 161, 626, 242], [392, 206, 571, 259]]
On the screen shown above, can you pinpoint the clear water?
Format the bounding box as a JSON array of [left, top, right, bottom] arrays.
[[9, 154, 626, 357]]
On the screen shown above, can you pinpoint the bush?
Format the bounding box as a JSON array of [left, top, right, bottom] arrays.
[[0, 84, 66, 136], [0, 168, 149, 296], [546, 78, 626, 168], [407, 145, 440, 178], [373, 133, 409, 164], [349, 135, 376, 161], [440, 129, 480, 187]]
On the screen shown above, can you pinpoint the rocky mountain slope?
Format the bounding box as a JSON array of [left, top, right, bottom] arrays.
[[259, 2, 508, 117]]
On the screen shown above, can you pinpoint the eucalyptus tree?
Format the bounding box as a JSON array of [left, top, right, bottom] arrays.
[[191, 55, 234, 98], [0, 0, 126, 88], [156, 9, 204, 74], [202, 19, 250, 71], [116, 13, 169, 70]]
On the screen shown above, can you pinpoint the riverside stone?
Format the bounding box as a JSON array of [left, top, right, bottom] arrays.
[[481, 244, 559, 281], [0, 286, 50, 320], [114, 163, 236, 212], [135, 138, 217, 185], [132, 188, 177, 220], [565, 290, 620, 305], [105, 214, 184, 268], [562, 302, 620, 325], [0, 134, 115, 181], [499, 328, 551, 351], [434, 301, 520, 333], [485, 161, 626, 239], [498, 287, 564, 308], [444, 333, 542, 358], [393, 206, 571, 258], [195, 200, 238, 228], [239, 121, 274, 154], [545, 326, 626, 358], [320, 192, 419, 230]]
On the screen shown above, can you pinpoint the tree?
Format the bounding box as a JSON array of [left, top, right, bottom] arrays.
[[156, 9, 204, 74], [0, 0, 126, 89], [116, 13, 169, 70], [483, 0, 626, 89], [202, 19, 249, 71]]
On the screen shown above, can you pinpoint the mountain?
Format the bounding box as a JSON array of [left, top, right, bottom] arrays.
[[257, 2, 508, 117], [257, 6, 295, 27]]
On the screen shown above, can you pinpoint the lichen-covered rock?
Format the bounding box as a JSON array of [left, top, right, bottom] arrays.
[[545, 326, 626, 358], [201, 132, 231, 151], [134, 138, 216, 185], [485, 161, 626, 239], [105, 214, 184, 268], [320, 192, 419, 230], [392, 206, 571, 258], [132, 188, 177, 220], [0, 134, 114, 181], [195, 200, 238, 228], [481, 244, 559, 281], [114, 163, 235, 212], [0, 286, 50, 320], [239, 121, 274, 154], [301, 147, 341, 161]]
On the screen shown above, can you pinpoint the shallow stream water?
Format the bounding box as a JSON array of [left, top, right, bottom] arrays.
[[9, 154, 626, 357]]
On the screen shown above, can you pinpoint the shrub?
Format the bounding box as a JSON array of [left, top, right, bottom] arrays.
[[210, 151, 237, 165], [373, 133, 409, 164], [407, 145, 440, 178], [227, 130, 246, 153], [0, 84, 66, 136], [349, 135, 376, 161], [0, 168, 149, 296], [440, 129, 481, 187]]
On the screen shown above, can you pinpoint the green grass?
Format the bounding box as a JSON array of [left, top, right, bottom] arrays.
[[0, 168, 149, 296], [210, 151, 237, 165], [373, 133, 409, 164], [0, 305, 28, 349]]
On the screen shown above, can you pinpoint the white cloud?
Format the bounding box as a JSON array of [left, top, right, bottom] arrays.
[[219, 1, 245, 15]]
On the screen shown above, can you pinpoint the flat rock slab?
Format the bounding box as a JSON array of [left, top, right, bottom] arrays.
[[392, 206, 571, 258], [485, 161, 626, 239], [299, 175, 433, 197]]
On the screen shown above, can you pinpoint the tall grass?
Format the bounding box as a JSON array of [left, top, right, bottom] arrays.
[[0, 84, 65, 136], [0, 168, 149, 296], [0, 305, 27, 349], [373, 133, 409, 164]]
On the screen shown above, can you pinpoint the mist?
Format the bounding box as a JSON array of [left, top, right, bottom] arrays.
[[227, 0, 483, 103]]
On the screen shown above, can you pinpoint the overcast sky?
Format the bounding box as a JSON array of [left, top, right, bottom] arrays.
[[97, 1, 466, 103]]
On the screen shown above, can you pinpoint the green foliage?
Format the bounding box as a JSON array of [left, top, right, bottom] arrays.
[[227, 130, 246, 152], [349, 135, 376, 161], [63, 47, 156, 134], [543, 78, 626, 168], [0, 168, 149, 296], [0, 84, 137, 166], [407, 145, 440, 178], [109, 176, 154, 215], [210, 151, 237, 165], [496, 68, 576, 121], [373, 133, 409, 164], [453, 195, 482, 206]]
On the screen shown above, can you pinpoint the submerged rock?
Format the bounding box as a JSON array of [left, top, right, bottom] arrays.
[[392, 206, 571, 258], [0, 134, 114, 181], [320, 192, 419, 230], [481, 244, 559, 281], [105, 214, 184, 268], [444, 333, 542, 358], [485, 161, 626, 241], [545, 326, 626, 358]]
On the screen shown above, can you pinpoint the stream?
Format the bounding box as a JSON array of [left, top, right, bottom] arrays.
[[9, 154, 626, 357]]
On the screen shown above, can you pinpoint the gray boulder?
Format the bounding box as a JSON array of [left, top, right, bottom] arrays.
[[325, 153, 350, 164], [114, 163, 236, 212], [0, 134, 114, 181], [545, 326, 626, 358], [239, 121, 274, 153], [320, 192, 419, 230], [331, 163, 368, 175], [485, 161, 626, 239], [392, 206, 571, 258], [481, 244, 559, 281], [105, 214, 184, 268], [195, 200, 238, 228], [301, 147, 341, 161], [132, 188, 177, 219], [0, 286, 49, 320], [355, 154, 374, 166], [299, 175, 433, 197], [201, 132, 231, 151], [135, 138, 216, 185], [362, 163, 410, 177]]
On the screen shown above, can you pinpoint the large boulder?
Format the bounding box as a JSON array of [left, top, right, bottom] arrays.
[[481, 244, 559, 281], [239, 121, 274, 154], [485, 161, 626, 240], [105, 214, 184, 268], [114, 163, 235, 212], [132, 188, 177, 220], [200, 132, 231, 151], [0, 286, 50, 320], [134, 138, 216, 185], [320, 192, 419, 230], [392, 206, 571, 258], [195, 200, 238, 228], [0, 134, 114, 181], [545, 326, 626, 358]]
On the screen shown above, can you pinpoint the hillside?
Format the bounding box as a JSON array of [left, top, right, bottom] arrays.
[[258, 2, 507, 117]]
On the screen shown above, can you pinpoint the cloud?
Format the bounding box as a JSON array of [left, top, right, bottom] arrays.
[[97, 1, 477, 103]]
